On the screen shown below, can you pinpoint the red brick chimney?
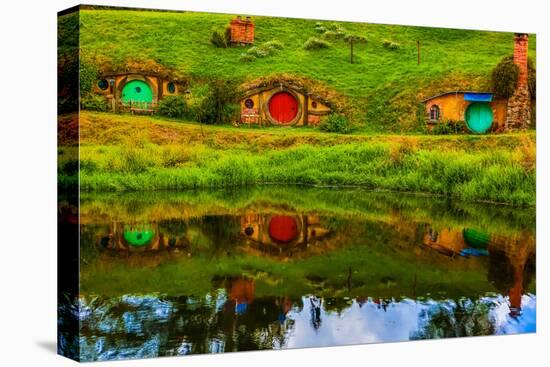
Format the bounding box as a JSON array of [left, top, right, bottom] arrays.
[[230, 16, 255, 45], [506, 33, 530, 129]]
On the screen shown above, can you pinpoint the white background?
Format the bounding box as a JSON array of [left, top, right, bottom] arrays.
[[0, 0, 547, 365]]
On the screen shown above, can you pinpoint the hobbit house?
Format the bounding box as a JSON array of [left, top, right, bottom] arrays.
[[422, 33, 534, 133], [93, 72, 183, 114], [239, 80, 332, 126]]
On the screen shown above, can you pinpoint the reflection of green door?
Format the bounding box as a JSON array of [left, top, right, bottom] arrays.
[[463, 228, 491, 249], [123, 224, 155, 247], [465, 102, 493, 133], [121, 80, 153, 104]]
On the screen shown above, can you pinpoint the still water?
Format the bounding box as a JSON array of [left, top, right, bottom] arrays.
[[58, 186, 536, 361]]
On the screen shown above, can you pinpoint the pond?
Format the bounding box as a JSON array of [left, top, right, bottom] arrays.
[[58, 186, 536, 361]]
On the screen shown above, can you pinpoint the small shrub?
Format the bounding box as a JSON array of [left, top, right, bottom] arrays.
[[81, 93, 108, 112], [246, 46, 269, 58], [210, 29, 227, 48], [79, 60, 100, 94], [239, 54, 256, 62], [322, 31, 345, 40], [157, 95, 188, 119], [303, 37, 331, 50], [224, 25, 232, 45], [491, 56, 519, 99], [314, 25, 327, 33], [319, 113, 351, 133], [326, 23, 346, 33], [195, 79, 240, 124], [382, 40, 401, 50], [240, 40, 283, 62], [431, 120, 466, 135], [344, 34, 367, 43], [262, 40, 284, 50]]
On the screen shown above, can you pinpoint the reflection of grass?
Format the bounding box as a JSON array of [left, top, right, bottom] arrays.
[[79, 186, 535, 236], [79, 239, 500, 300], [81, 185, 535, 236]]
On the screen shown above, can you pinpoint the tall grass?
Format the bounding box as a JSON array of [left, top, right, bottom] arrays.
[[60, 139, 535, 205]]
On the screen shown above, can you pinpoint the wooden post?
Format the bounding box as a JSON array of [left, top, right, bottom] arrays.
[[417, 40, 420, 65], [350, 37, 354, 64]]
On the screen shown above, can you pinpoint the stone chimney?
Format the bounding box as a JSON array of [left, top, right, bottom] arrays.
[[506, 33, 530, 129], [230, 16, 255, 45]]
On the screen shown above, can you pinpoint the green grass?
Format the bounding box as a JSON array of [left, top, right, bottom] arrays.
[[59, 112, 535, 205], [70, 8, 536, 131]]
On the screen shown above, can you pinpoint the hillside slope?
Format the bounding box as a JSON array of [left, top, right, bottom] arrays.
[[75, 8, 536, 131]]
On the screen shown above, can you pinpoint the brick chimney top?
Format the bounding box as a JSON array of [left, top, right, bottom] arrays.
[[513, 33, 529, 87], [229, 16, 255, 45], [506, 33, 531, 129]]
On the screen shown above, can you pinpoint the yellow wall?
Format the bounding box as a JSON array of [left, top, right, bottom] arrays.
[[424, 93, 508, 131]]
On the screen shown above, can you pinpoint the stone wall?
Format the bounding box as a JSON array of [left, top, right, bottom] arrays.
[[506, 33, 531, 129]]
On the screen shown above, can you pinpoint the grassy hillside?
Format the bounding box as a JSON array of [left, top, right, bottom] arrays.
[[76, 8, 536, 131]]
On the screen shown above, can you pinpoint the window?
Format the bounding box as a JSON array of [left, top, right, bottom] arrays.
[[429, 105, 440, 121], [244, 98, 254, 108], [167, 82, 176, 93], [311, 101, 318, 108], [97, 79, 109, 90]]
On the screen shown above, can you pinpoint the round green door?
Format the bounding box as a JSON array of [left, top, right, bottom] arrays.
[[465, 102, 493, 133], [121, 80, 153, 104]]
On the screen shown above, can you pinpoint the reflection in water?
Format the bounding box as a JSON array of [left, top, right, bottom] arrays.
[[62, 187, 536, 361], [73, 293, 535, 361]]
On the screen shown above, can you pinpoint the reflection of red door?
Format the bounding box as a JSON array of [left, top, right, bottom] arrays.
[[269, 92, 298, 124], [269, 216, 298, 243]]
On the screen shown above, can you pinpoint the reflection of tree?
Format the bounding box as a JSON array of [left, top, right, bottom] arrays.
[[199, 215, 242, 254], [412, 299, 495, 339], [57, 296, 80, 360], [77, 293, 300, 360], [309, 296, 322, 330]]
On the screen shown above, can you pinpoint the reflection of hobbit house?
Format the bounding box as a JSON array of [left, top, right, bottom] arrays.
[[240, 213, 331, 257], [423, 33, 534, 133], [240, 83, 331, 126], [101, 222, 190, 252], [94, 72, 182, 113]]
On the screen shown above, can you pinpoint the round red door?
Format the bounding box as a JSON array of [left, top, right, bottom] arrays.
[[268, 216, 299, 243], [268, 92, 299, 124]]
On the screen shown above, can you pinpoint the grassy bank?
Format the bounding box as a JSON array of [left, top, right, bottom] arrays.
[[59, 112, 536, 206]]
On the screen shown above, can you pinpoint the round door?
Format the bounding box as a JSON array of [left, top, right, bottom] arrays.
[[268, 216, 299, 243], [465, 102, 493, 133], [268, 92, 299, 124], [121, 80, 153, 104]]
